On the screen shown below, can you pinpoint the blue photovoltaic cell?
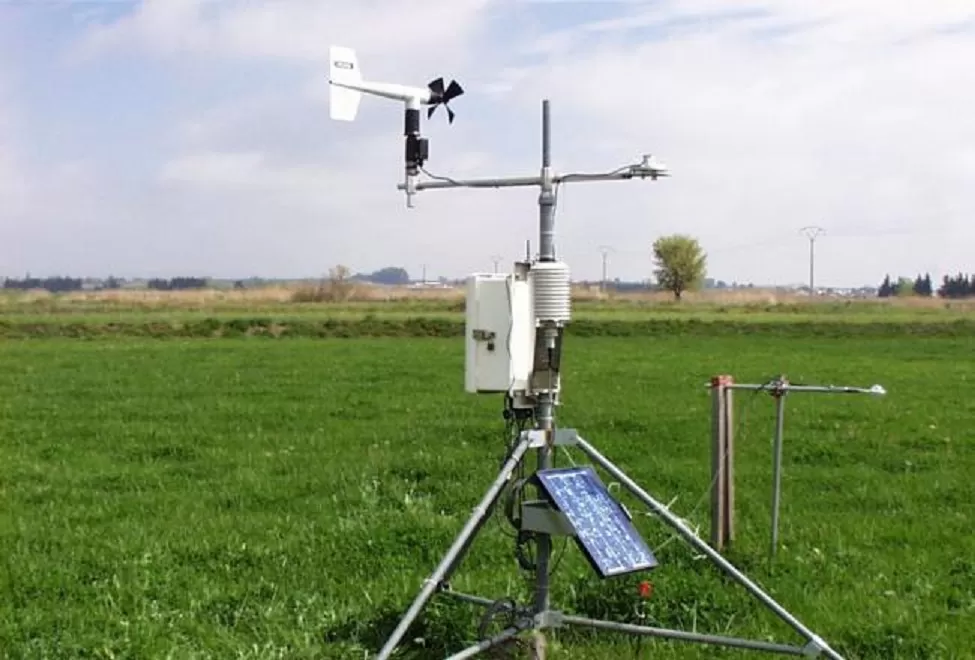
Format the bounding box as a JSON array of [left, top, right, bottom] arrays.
[[536, 466, 658, 578]]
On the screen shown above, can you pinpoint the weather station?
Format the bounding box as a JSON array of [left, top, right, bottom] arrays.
[[327, 45, 847, 660]]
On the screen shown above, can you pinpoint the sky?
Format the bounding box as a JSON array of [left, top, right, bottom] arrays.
[[1, 0, 974, 288]]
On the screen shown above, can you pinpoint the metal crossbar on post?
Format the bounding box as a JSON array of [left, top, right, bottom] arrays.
[[707, 375, 887, 562]]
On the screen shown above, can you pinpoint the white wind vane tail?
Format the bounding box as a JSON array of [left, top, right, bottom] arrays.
[[328, 45, 361, 121]]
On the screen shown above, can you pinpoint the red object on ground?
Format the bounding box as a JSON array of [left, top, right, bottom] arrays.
[[638, 580, 653, 599]]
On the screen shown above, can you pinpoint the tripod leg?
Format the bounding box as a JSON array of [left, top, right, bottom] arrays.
[[445, 620, 534, 660], [574, 436, 843, 660], [375, 434, 534, 660]]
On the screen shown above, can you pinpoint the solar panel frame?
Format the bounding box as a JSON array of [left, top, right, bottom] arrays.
[[536, 466, 659, 579]]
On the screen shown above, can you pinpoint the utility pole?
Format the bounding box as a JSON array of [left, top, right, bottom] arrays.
[[799, 226, 825, 296], [491, 255, 502, 273], [421, 263, 427, 285], [598, 245, 614, 293]]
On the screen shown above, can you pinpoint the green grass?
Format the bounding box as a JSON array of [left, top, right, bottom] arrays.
[[3, 314, 975, 342], [3, 308, 972, 327], [1, 335, 973, 659], [2, 294, 974, 341], [2, 295, 974, 324]]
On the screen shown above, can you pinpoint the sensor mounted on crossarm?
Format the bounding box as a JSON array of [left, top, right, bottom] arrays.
[[327, 45, 464, 207]]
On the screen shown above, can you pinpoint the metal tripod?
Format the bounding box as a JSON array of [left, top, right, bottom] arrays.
[[374, 428, 844, 659]]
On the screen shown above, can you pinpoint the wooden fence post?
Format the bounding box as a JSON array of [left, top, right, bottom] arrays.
[[710, 375, 735, 550], [724, 378, 735, 546]]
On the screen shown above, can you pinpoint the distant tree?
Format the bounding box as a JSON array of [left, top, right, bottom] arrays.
[[171, 277, 207, 290], [651, 234, 707, 301], [938, 273, 975, 299], [363, 266, 410, 285], [328, 264, 354, 301], [148, 277, 207, 291], [2, 275, 82, 292], [878, 274, 893, 298], [911, 273, 933, 297]]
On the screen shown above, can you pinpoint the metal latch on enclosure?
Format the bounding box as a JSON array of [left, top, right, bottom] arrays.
[[472, 329, 497, 351]]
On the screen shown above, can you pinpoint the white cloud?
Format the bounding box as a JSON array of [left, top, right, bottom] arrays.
[[488, 0, 975, 284], [6, 0, 975, 285], [76, 0, 496, 73]]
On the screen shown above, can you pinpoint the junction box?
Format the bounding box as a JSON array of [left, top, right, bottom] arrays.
[[464, 263, 536, 394]]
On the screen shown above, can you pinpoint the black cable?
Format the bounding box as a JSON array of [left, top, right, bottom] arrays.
[[548, 537, 569, 577], [558, 164, 633, 181], [477, 597, 519, 640], [495, 402, 524, 539], [420, 160, 642, 190], [497, 394, 568, 580], [515, 530, 537, 572], [496, 398, 537, 541], [417, 165, 465, 186]]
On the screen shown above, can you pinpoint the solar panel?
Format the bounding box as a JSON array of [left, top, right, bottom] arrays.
[[536, 466, 658, 578]]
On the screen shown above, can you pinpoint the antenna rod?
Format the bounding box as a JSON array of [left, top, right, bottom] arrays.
[[539, 100, 555, 262]]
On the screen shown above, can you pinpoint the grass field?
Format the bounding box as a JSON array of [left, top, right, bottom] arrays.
[[1, 289, 974, 343], [1, 327, 973, 658], [3, 286, 975, 320]]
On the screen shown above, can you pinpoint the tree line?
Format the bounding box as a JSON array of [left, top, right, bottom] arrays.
[[878, 273, 974, 299], [146, 277, 208, 291], [3, 249, 973, 301], [2, 276, 211, 292], [0, 268, 412, 294], [3, 276, 84, 292]]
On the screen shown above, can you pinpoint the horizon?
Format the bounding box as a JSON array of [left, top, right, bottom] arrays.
[[3, 268, 952, 292]]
